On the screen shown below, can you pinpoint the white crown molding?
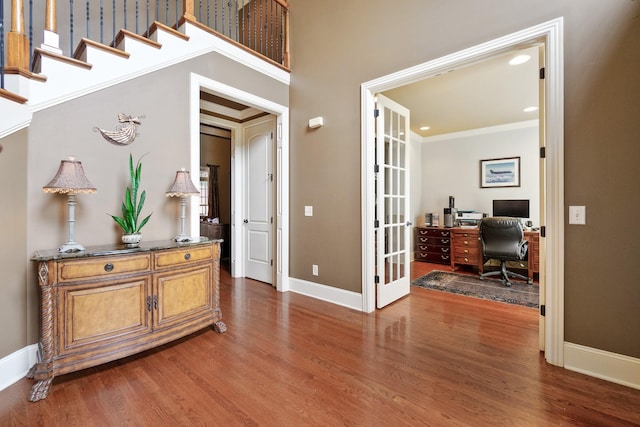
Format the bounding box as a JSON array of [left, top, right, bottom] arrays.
[[421, 119, 539, 143]]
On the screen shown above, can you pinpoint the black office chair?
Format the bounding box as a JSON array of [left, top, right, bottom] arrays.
[[479, 217, 532, 286]]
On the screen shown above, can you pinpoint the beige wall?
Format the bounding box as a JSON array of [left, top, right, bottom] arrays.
[[288, 0, 640, 358], [0, 129, 28, 357], [0, 50, 288, 357]]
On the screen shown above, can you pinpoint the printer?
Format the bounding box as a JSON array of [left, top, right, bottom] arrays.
[[456, 211, 485, 227]]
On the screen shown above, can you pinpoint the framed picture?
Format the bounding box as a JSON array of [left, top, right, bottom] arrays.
[[480, 157, 520, 188]]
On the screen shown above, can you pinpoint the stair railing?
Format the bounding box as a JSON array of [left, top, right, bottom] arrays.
[[0, 0, 289, 91]]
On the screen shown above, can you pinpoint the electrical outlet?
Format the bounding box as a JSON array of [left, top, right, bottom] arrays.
[[312, 264, 318, 276], [569, 206, 586, 225]]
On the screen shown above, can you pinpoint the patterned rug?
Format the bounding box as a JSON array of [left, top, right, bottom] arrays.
[[412, 270, 539, 308]]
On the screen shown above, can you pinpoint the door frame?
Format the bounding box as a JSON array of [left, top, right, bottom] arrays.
[[360, 18, 565, 367], [190, 73, 290, 292]]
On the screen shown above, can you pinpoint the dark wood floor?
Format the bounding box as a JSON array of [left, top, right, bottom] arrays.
[[1, 264, 639, 426]]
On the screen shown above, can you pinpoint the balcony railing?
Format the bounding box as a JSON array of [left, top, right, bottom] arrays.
[[0, 0, 289, 92]]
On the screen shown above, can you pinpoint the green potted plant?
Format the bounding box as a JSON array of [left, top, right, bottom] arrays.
[[111, 153, 152, 246]]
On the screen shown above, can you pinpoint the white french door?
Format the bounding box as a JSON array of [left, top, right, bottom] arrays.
[[375, 95, 411, 308]]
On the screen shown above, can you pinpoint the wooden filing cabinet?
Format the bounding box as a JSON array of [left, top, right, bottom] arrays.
[[414, 227, 451, 265], [450, 228, 482, 272], [28, 239, 226, 402]]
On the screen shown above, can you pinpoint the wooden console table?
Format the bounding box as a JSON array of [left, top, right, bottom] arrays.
[[28, 238, 226, 402]]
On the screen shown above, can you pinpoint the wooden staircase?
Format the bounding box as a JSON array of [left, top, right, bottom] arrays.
[[1, 2, 290, 140]]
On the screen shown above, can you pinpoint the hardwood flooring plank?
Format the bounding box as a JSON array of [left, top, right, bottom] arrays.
[[0, 265, 639, 426]]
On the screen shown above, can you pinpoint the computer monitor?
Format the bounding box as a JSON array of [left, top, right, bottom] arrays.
[[492, 199, 530, 219]]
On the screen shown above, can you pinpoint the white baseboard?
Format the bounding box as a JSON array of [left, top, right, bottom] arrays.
[[288, 278, 363, 311], [0, 344, 38, 392], [564, 342, 640, 390]]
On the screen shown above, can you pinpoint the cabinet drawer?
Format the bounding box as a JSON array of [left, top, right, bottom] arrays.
[[416, 227, 450, 238], [57, 254, 151, 283], [416, 236, 450, 246], [417, 252, 451, 264], [154, 245, 215, 270], [453, 253, 478, 265], [417, 244, 450, 255]]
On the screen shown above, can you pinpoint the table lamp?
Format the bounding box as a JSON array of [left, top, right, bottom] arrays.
[[43, 156, 97, 252], [166, 169, 200, 242]]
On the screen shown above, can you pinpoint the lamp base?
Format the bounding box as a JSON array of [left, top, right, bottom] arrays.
[[174, 234, 193, 243], [58, 242, 85, 253]]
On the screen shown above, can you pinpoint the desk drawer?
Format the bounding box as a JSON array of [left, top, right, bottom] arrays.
[[417, 244, 450, 255], [418, 252, 451, 264]]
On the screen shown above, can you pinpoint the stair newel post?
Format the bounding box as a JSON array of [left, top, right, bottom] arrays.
[[183, 0, 195, 20], [7, 0, 30, 69], [41, 0, 62, 53]]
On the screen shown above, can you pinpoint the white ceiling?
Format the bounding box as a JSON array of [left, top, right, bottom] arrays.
[[382, 46, 541, 138]]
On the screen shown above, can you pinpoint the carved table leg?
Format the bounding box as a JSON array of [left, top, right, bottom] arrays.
[[29, 262, 56, 401], [213, 321, 227, 333], [29, 379, 53, 402]]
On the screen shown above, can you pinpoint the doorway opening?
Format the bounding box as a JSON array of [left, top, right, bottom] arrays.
[[190, 73, 290, 292], [361, 18, 565, 367]]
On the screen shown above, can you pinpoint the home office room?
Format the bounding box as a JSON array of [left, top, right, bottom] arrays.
[[380, 45, 542, 306]]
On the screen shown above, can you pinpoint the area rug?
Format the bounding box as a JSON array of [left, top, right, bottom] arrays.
[[412, 270, 539, 308]]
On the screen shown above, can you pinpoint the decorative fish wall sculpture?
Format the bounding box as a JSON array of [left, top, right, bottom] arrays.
[[94, 113, 145, 146]]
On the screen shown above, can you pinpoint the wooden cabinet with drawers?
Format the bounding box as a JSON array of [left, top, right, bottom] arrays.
[[414, 227, 451, 265], [450, 228, 483, 272], [525, 231, 540, 280], [28, 239, 225, 402]]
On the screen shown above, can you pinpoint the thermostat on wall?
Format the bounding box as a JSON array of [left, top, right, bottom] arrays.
[[308, 117, 324, 129]]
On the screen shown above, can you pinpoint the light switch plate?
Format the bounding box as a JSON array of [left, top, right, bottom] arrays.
[[304, 206, 313, 217], [569, 206, 586, 225]]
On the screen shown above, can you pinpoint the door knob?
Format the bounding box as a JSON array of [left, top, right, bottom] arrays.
[[243, 219, 248, 223]]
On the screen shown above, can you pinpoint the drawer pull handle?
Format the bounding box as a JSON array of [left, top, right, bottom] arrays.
[[184, 253, 191, 260], [464, 257, 469, 262], [464, 240, 469, 245], [104, 263, 114, 272], [464, 249, 469, 254]]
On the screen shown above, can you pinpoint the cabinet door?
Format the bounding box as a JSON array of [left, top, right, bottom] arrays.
[[58, 276, 152, 356], [153, 264, 214, 331]]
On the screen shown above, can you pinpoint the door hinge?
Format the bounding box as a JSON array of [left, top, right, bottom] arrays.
[[374, 109, 379, 118], [270, 217, 273, 224], [540, 226, 546, 237], [271, 131, 274, 140], [540, 305, 546, 316], [539, 67, 545, 79], [270, 259, 273, 266], [374, 275, 380, 284], [374, 219, 379, 228], [374, 164, 379, 174], [540, 146, 546, 159]]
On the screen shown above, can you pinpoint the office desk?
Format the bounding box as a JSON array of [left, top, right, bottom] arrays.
[[448, 227, 539, 280]]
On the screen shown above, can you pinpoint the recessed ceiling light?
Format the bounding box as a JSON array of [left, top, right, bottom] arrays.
[[523, 106, 538, 112], [509, 54, 531, 65], [420, 126, 430, 131]]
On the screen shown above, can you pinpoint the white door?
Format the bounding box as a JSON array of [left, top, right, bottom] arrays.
[[376, 95, 411, 308], [244, 118, 275, 284]]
